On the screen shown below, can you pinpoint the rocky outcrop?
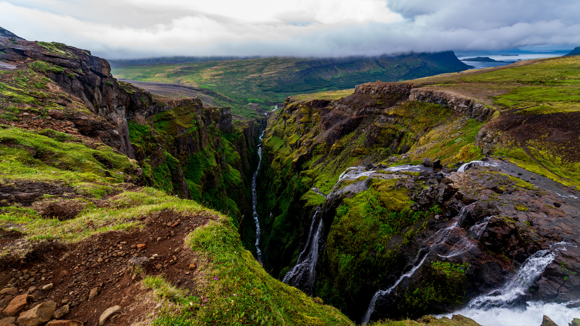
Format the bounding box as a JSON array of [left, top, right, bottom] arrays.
[[352, 81, 494, 122], [0, 26, 24, 41], [409, 89, 494, 122], [0, 35, 221, 159]]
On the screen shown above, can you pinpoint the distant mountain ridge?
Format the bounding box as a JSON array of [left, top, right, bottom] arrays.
[[566, 46, 580, 56], [112, 51, 470, 118]]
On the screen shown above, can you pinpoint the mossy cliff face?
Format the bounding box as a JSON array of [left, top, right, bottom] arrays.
[[127, 98, 265, 252], [259, 56, 580, 323], [257, 85, 483, 279], [0, 36, 266, 254]]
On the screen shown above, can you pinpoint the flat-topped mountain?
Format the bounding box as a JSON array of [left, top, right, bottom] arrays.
[[462, 56, 503, 62]]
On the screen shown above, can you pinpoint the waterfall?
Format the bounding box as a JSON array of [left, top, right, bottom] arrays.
[[458, 160, 499, 172], [438, 242, 578, 326], [252, 132, 264, 262], [469, 216, 492, 240], [282, 209, 324, 294], [468, 242, 571, 310], [362, 252, 429, 324], [363, 205, 477, 324]]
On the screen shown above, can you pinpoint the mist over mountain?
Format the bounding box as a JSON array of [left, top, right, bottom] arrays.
[[2, 0, 580, 58]]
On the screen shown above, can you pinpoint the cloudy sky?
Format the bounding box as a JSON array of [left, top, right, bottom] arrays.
[[0, 0, 579, 59]]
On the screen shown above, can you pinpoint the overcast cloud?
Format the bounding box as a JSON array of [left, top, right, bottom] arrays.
[[0, 0, 579, 59]]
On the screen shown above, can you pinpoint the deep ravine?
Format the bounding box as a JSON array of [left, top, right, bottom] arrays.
[[252, 131, 265, 262]]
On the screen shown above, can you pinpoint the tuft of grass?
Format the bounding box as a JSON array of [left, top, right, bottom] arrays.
[[29, 61, 65, 74]]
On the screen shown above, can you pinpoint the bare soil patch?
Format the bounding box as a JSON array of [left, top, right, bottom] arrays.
[[0, 209, 217, 325]]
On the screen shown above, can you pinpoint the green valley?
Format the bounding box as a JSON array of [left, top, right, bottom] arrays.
[[111, 52, 470, 119]]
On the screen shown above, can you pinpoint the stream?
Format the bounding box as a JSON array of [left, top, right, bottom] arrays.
[[252, 132, 264, 262]]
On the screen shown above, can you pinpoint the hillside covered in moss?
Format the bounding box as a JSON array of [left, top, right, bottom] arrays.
[[0, 30, 358, 326], [256, 55, 580, 324]]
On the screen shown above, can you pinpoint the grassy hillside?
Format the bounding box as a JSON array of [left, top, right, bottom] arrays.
[[111, 52, 470, 119], [410, 56, 580, 188]]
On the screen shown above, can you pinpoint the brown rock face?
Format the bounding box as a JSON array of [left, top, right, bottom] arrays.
[[409, 88, 494, 122], [541, 315, 559, 326], [2, 294, 28, 316], [17, 301, 57, 326]]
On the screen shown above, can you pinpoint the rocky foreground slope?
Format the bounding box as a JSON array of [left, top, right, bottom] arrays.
[[257, 55, 580, 324], [0, 28, 356, 325]]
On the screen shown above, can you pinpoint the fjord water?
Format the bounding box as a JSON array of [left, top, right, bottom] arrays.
[[252, 132, 264, 262]]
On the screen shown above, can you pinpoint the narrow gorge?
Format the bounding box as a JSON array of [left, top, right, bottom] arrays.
[[249, 66, 580, 325]]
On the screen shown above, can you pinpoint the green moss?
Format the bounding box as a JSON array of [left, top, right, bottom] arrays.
[[0, 127, 137, 185], [300, 190, 326, 208], [184, 218, 352, 325], [29, 61, 64, 74], [152, 151, 180, 194], [399, 261, 467, 317]]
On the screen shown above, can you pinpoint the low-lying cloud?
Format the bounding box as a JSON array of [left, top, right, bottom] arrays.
[[1, 0, 579, 59]]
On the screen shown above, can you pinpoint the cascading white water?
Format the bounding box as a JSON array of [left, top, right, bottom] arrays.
[[252, 132, 264, 262], [282, 209, 323, 293], [469, 242, 570, 310], [363, 205, 478, 324], [442, 301, 580, 326], [438, 242, 577, 326], [458, 160, 499, 172], [362, 253, 429, 324], [468, 216, 492, 239]]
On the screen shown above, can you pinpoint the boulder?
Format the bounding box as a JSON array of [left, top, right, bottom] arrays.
[[423, 157, 432, 167], [432, 159, 443, 169], [541, 315, 559, 326], [99, 305, 121, 325], [17, 301, 56, 326], [46, 321, 83, 326], [2, 294, 28, 316], [570, 318, 580, 326]]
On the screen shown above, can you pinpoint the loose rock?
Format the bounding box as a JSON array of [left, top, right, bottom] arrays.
[[17, 301, 56, 326], [99, 305, 121, 325], [88, 287, 100, 301], [42, 283, 53, 291], [0, 288, 17, 295], [53, 304, 69, 319], [2, 294, 28, 316], [46, 321, 83, 326], [0, 317, 16, 324]]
